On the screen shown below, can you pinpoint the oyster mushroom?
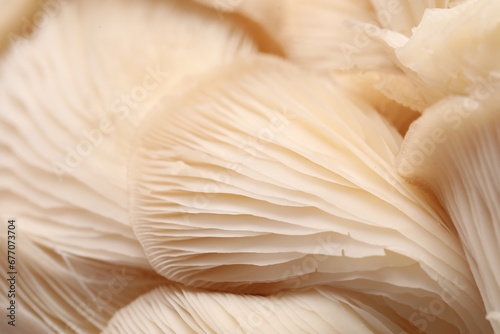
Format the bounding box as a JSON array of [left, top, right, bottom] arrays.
[[104, 284, 408, 334], [1, 0, 498, 332], [192, 0, 425, 133], [372, 0, 500, 112], [0, 0, 257, 267], [397, 92, 500, 332], [193, 0, 383, 71], [129, 56, 491, 333]]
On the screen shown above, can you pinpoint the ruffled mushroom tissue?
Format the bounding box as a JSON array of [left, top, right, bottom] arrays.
[[0, 0, 499, 333]]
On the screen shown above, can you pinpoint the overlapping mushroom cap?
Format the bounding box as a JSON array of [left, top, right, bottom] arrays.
[[0, 0, 257, 331], [397, 91, 500, 332], [190, 0, 431, 134], [372, 0, 500, 112], [129, 56, 491, 333], [103, 284, 409, 334], [0, 0, 499, 333], [0, 0, 257, 267]]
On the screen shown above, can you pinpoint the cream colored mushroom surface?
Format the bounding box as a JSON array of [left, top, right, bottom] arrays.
[[1, 0, 499, 333], [397, 93, 500, 332], [192, 0, 441, 71], [191, 0, 427, 134], [334, 71, 420, 135], [103, 284, 408, 334], [373, 0, 500, 112], [0, 0, 257, 331], [129, 56, 491, 333], [0, 235, 166, 333], [0, 0, 257, 268]]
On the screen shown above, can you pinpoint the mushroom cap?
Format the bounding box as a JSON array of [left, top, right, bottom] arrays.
[[373, 0, 500, 111], [103, 284, 408, 334], [0, 0, 257, 267], [190, 0, 425, 133], [129, 56, 491, 333], [274, 0, 389, 72], [397, 0, 500, 104], [369, 0, 465, 37], [397, 92, 500, 332], [193, 0, 388, 71]]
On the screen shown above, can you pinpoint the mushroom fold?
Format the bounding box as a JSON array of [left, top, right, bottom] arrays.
[[0, 0, 257, 268], [373, 0, 500, 112], [397, 92, 500, 332], [130, 56, 492, 333], [104, 284, 409, 334]]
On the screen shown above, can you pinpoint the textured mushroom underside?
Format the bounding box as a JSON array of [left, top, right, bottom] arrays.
[[0, 0, 257, 267], [103, 284, 409, 334], [191, 0, 437, 134], [1, 0, 497, 333], [397, 93, 500, 333], [0, 0, 259, 331], [0, 236, 166, 333], [129, 56, 491, 333]]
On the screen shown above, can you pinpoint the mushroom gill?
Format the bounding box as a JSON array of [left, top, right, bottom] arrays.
[[1, 0, 499, 332], [191, 0, 423, 134], [103, 284, 409, 334], [397, 92, 500, 332], [129, 56, 491, 333], [0, 234, 166, 333], [0, 0, 257, 267]]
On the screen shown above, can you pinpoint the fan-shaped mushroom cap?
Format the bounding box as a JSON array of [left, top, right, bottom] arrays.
[[0, 0, 257, 267], [104, 284, 408, 334], [397, 92, 500, 332], [129, 56, 491, 333]]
